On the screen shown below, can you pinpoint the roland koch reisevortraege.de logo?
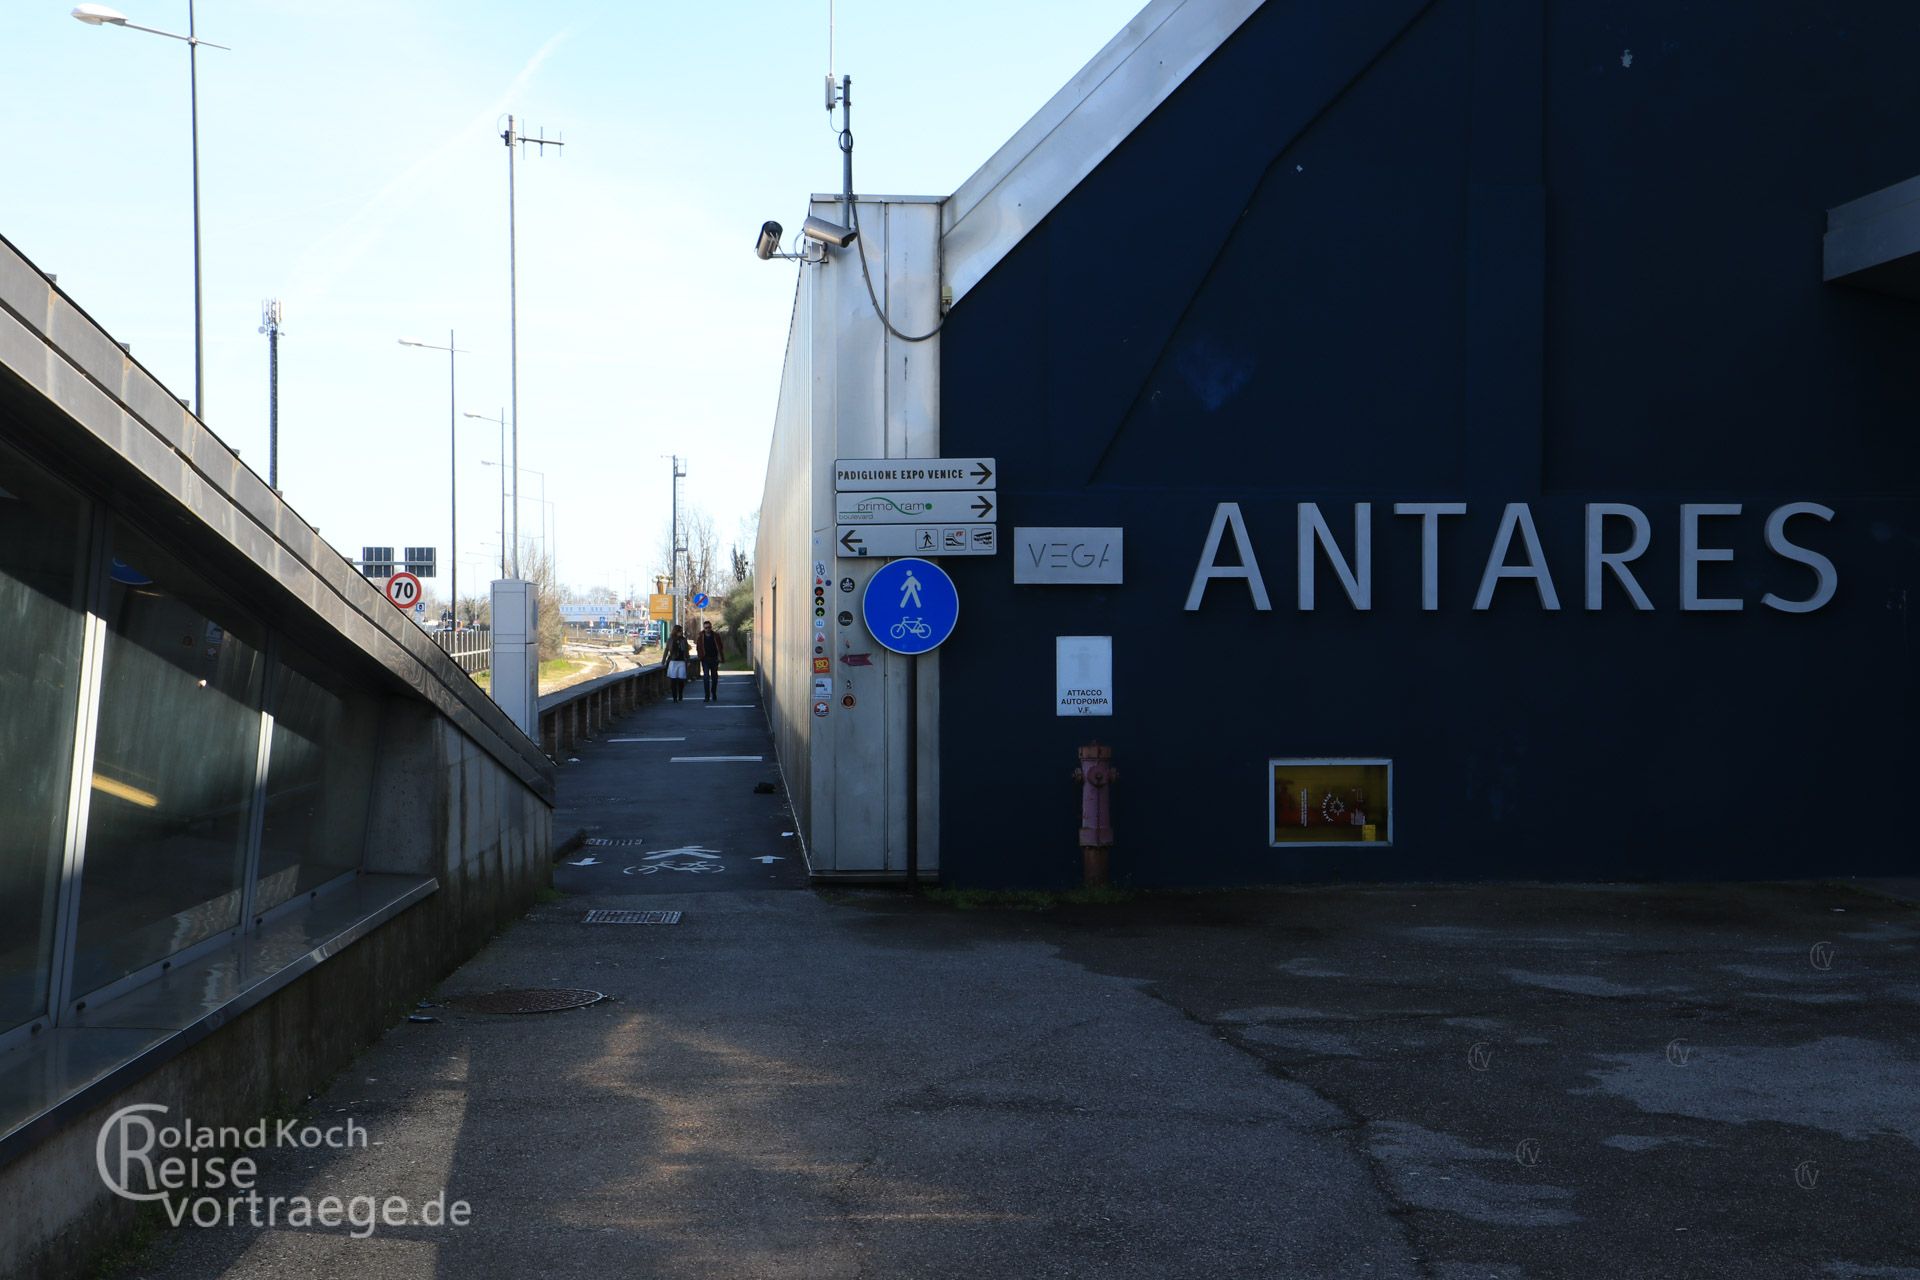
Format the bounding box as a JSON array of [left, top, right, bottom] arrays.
[[96, 1103, 472, 1236]]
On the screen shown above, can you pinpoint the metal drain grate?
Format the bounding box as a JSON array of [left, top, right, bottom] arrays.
[[583, 909, 682, 925], [444, 988, 607, 1014]]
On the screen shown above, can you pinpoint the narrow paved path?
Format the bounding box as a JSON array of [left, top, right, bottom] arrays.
[[553, 672, 805, 894], [131, 669, 1411, 1279]]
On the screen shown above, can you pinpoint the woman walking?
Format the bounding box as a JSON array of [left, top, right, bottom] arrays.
[[665, 624, 691, 702]]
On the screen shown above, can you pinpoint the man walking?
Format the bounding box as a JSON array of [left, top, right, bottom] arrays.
[[697, 620, 726, 702]]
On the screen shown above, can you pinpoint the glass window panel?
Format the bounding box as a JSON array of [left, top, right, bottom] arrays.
[[254, 651, 378, 913], [0, 437, 90, 1031], [72, 521, 265, 997], [1269, 760, 1392, 845]]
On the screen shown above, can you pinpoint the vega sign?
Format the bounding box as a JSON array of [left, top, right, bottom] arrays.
[[1185, 501, 1838, 614]]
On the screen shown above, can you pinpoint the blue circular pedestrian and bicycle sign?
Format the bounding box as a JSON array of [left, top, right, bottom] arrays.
[[863, 557, 958, 655]]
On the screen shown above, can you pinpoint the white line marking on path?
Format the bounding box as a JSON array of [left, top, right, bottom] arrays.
[[671, 756, 764, 763], [608, 737, 686, 742]]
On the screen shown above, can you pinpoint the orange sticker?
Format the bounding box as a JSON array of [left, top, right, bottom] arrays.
[[813, 657, 831, 673]]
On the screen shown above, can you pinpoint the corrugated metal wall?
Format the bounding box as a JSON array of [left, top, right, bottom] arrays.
[[757, 270, 816, 852], [934, 0, 1920, 886]]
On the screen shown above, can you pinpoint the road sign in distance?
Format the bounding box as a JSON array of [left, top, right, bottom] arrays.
[[385, 572, 423, 611]]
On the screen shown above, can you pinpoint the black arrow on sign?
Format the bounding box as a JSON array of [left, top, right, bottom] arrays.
[[839, 529, 865, 555], [971, 461, 994, 485], [970, 495, 994, 518]]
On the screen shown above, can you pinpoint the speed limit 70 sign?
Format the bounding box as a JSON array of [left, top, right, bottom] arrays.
[[385, 571, 424, 611]]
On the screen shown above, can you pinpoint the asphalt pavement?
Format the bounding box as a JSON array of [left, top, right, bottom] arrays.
[[550, 672, 806, 894], [118, 674, 1920, 1279]]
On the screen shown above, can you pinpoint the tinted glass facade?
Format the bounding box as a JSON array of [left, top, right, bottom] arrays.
[[0, 431, 383, 1036], [0, 438, 90, 1034]]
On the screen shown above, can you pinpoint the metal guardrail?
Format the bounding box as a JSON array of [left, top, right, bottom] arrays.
[[536, 661, 668, 758]]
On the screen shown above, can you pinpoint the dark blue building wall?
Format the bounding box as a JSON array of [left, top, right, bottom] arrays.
[[935, 0, 1920, 887]]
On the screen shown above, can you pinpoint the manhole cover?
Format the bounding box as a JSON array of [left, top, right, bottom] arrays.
[[584, 909, 682, 925], [445, 988, 607, 1015]]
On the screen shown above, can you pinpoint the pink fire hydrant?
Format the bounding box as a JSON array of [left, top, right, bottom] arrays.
[[1072, 743, 1117, 888]]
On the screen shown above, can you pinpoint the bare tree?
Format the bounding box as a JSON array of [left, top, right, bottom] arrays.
[[686, 509, 719, 601], [521, 543, 568, 663]]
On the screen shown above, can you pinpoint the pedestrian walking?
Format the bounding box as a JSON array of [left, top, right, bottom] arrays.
[[697, 620, 726, 702], [665, 624, 691, 702]]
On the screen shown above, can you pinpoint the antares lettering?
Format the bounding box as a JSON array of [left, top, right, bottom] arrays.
[[1184, 502, 1837, 613]]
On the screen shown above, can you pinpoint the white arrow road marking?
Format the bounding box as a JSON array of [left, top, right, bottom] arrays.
[[564, 856, 601, 867]]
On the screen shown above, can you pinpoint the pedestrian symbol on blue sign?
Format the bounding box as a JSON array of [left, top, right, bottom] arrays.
[[692, 592, 709, 608], [863, 558, 957, 655]]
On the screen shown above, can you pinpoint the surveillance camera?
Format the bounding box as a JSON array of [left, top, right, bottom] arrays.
[[754, 220, 783, 260], [801, 216, 858, 249]]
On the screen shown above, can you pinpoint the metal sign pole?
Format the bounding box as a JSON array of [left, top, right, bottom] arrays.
[[907, 652, 918, 890]]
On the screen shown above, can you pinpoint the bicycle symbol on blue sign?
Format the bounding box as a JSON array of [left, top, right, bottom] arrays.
[[863, 558, 957, 655]]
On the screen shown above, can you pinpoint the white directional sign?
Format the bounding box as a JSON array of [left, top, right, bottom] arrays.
[[837, 525, 998, 558], [834, 458, 995, 491], [836, 490, 997, 525]]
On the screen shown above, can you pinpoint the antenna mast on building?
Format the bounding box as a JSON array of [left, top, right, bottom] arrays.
[[258, 299, 283, 492], [827, 0, 851, 216]]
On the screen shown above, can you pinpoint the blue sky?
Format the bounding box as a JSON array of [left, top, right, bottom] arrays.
[[4, 0, 1143, 605]]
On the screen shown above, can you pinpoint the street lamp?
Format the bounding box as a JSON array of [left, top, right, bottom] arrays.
[[73, 4, 229, 419], [479, 460, 549, 569], [464, 410, 507, 578], [399, 333, 468, 627]]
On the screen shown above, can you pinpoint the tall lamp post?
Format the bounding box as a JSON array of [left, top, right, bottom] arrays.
[[500, 117, 565, 579], [480, 459, 549, 570], [399, 333, 467, 624], [73, 3, 228, 419], [464, 410, 508, 578]]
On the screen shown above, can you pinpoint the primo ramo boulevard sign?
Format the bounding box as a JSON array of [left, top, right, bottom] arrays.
[[1185, 501, 1838, 614]]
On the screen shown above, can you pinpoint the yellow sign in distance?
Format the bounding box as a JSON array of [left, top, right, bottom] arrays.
[[648, 594, 674, 620]]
